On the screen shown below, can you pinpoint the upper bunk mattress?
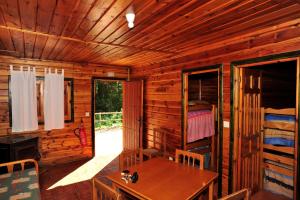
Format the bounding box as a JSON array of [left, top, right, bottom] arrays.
[[265, 114, 295, 123]]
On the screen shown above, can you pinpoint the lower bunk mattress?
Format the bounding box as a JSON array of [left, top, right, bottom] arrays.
[[187, 110, 215, 143], [264, 161, 294, 199], [264, 128, 294, 147]]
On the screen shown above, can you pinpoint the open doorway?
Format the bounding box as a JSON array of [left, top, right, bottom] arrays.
[[93, 79, 123, 156], [232, 58, 299, 199], [182, 65, 223, 196]]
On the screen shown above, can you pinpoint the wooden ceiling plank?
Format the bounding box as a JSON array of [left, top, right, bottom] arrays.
[[40, 37, 58, 60], [135, 22, 300, 73], [48, 0, 76, 35], [62, 43, 96, 61], [52, 0, 96, 60], [169, 18, 300, 65], [18, 0, 37, 30], [161, 0, 288, 52], [83, 0, 133, 41], [62, 0, 96, 37], [148, 0, 276, 50], [1, 0, 24, 57], [32, 35, 47, 59], [137, 0, 258, 49], [48, 40, 69, 60], [1, 0, 21, 28], [0, 29, 15, 52], [68, 43, 105, 62], [36, 0, 57, 33], [23, 32, 36, 58], [102, 0, 170, 44], [93, 0, 153, 42], [46, 0, 82, 60], [111, 0, 194, 45], [162, 1, 299, 52], [55, 41, 78, 61], [124, 0, 222, 47], [0, 7, 15, 52], [75, 44, 110, 62], [72, 0, 115, 39], [154, 0, 295, 51], [0, 25, 175, 54]]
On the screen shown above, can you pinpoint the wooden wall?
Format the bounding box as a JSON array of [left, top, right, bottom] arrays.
[[188, 73, 218, 105], [0, 55, 128, 165], [132, 23, 300, 195]]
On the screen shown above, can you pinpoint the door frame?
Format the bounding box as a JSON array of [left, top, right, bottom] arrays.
[[181, 64, 223, 197], [229, 51, 300, 200], [91, 77, 126, 157]]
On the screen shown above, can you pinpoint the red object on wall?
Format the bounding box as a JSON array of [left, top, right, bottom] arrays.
[[74, 118, 87, 147]]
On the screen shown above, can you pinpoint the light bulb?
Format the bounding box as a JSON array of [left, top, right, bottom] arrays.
[[128, 22, 134, 28]]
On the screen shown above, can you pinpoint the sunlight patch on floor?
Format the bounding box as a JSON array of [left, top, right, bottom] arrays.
[[48, 128, 122, 190]]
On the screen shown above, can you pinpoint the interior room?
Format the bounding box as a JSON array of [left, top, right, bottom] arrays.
[[0, 1, 299, 200]]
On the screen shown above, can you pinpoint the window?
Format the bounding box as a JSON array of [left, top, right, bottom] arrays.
[[9, 77, 74, 126]]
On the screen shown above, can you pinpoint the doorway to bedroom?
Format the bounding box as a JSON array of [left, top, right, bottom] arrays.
[[182, 65, 223, 196], [231, 58, 299, 199]]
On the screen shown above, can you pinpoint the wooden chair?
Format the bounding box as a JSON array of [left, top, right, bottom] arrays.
[[92, 177, 120, 200], [119, 149, 142, 171], [175, 149, 205, 170], [219, 188, 250, 200], [141, 128, 167, 160], [0, 159, 39, 174]]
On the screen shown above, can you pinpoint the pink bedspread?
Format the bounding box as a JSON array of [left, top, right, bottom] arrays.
[[187, 110, 215, 143]]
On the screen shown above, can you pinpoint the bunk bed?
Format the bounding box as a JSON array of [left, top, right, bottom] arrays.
[[260, 107, 296, 199], [185, 100, 216, 169]]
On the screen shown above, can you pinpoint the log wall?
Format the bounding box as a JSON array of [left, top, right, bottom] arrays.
[[132, 24, 300, 195], [0, 55, 128, 165]]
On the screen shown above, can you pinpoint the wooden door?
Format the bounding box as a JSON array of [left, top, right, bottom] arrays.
[[122, 80, 143, 150], [234, 68, 262, 193]]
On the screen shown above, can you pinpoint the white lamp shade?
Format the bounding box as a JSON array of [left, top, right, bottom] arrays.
[[126, 13, 135, 23]]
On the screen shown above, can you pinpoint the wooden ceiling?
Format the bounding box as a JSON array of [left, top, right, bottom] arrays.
[[0, 0, 300, 68]]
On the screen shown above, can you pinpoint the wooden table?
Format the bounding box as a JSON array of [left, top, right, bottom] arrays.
[[106, 158, 218, 200]]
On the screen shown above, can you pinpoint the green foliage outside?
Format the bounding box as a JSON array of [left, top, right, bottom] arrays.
[[95, 80, 123, 129]]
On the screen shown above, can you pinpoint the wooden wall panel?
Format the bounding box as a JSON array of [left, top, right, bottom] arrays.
[[132, 26, 300, 196], [0, 55, 128, 165]]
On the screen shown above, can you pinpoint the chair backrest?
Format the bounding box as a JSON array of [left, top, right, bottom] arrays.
[[219, 188, 250, 200], [152, 128, 167, 153], [92, 177, 120, 200], [0, 159, 39, 174], [175, 149, 205, 170], [119, 149, 142, 171]]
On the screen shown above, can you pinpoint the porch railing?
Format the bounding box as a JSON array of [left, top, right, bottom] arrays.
[[94, 111, 122, 130]]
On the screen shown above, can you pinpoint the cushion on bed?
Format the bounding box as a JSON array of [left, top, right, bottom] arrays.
[[264, 138, 294, 147], [265, 114, 295, 122]]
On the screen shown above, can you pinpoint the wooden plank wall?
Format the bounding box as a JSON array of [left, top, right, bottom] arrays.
[[132, 25, 300, 195], [0, 55, 128, 165]]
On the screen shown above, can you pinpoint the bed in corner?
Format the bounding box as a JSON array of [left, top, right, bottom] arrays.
[[0, 159, 40, 200], [184, 100, 216, 169]]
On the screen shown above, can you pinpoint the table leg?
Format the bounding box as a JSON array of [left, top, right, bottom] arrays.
[[209, 181, 214, 200]]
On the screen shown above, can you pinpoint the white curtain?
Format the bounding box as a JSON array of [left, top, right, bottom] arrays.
[[10, 65, 38, 132], [44, 68, 64, 130]]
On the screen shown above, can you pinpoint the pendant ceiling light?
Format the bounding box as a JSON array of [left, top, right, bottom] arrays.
[[126, 6, 135, 29]]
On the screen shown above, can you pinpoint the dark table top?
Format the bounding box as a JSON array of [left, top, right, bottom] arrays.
[[0, 135, 38, 144]]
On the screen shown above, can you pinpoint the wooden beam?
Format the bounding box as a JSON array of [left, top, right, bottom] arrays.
[[0, 25, 175, 55]]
